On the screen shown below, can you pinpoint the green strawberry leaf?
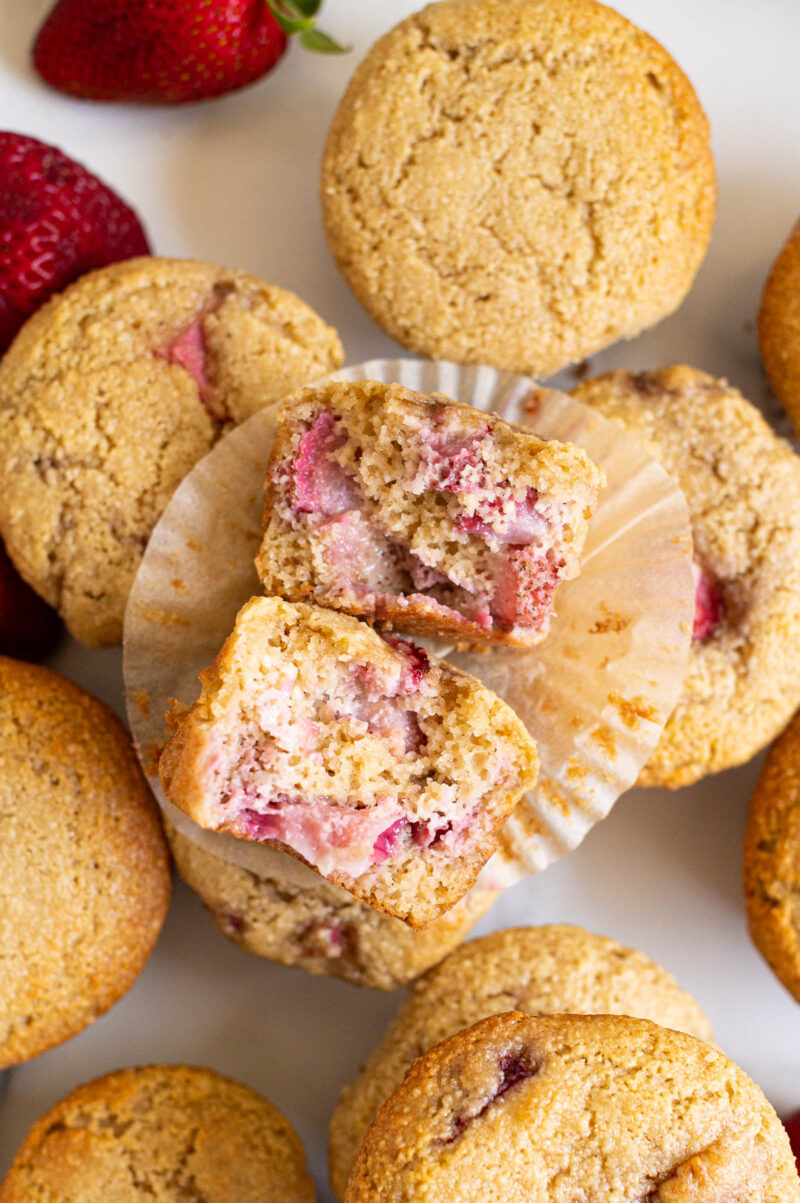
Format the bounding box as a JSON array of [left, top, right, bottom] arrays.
[[265, 0, 316, 34], [265, 0, 347, 51], [299, 27, 349, 53]]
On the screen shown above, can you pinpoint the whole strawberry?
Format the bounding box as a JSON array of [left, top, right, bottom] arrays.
[[0, 132, 150, 353], [32, 0, 343, 105], [0, 539, 61, 662], [785, 1111, 800, 1174]]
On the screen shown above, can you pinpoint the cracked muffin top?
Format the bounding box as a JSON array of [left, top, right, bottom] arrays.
[[343, 1012, 799, 1202], [573, 366, 800, 788], [0, 1064, 315, 1202], [0, 256, 343, 646], [321, 0, 715, 379]]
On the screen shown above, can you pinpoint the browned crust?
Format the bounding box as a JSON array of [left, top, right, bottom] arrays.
[[0, 256, 343, 646], [257, 378, 602, 648], [159, 598, 538, 929], [328, 923, 715, 1195], [165, 818, 497, 990], [759, 219, 800, 434], [321, 0, 715, 378], [343, 1013, 798, 1202], [0, 1064, 314, 1203], [0, 657, 171, 1069], [744, 710, 800, 1003], [573, 365, 800, 789]]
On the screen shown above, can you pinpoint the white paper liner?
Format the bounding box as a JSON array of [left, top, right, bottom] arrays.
[[123, 358, 693, 894]]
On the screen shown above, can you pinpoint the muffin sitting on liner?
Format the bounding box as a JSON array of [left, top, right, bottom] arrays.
[[256, 379, 604, 647], [159, 597, 538, 928]]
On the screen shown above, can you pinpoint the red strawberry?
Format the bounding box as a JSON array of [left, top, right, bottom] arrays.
[[784, 1111, 800, 1174], [32, 0, 344, 106], [0, 539, 61, 662], [0, 132, 150, 354]]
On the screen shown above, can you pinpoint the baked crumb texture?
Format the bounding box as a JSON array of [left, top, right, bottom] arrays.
[[159, 597, 538, 928], [343, 1013, 800, 1202], [165, 819, 498, 990], [0, 657, 171, 1070], [573, 366, 800, 789], [256, 379, 603, 647]]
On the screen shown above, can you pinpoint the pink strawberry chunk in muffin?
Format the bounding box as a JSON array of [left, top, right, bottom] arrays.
[[691, 562, 723, 641], [159, 597, 538, 927], [256, 380, 604, 647]]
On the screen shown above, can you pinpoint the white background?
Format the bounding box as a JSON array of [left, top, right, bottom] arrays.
[[1, 0, 799, 1196]]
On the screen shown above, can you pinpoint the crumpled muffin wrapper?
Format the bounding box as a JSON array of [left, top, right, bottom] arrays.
[[123, 358, 693, 895]]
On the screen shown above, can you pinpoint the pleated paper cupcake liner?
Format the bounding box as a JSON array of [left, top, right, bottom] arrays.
[[123, 358, 693, 893]]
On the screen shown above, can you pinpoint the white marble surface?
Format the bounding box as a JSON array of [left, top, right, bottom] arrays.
[[1, 0, 799, 1196]]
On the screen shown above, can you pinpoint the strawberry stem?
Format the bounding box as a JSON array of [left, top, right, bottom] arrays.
[[265, 0, 347, 50]]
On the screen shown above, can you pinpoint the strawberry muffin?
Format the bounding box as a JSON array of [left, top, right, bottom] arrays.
[[165, 818, 497, 990], [321, 0, 715, 379], [0, 1065, 314, 1202], [329, 924, 714, 1196], [0, 256, 343, 646], [255, 379, 604, 647], [343, 1012, 799, 1201], [572, 366, 800, 788], [159, 597, 538, 927], [759, 218, 800, 435], [744, 710, 800, 1004], [0, 658, 170, 1069]]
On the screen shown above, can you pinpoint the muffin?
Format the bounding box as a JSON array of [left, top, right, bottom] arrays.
[[256, 378, 604, 647], [744, 709, 800, 1004], [165, 817, 498, 990], [159, 596, 538, 927], [0, 256, 343, 645], [343, 1012, 799, 1201], [0, 1064, 314, 1202], [0, 658, 170, 1068], [573, 366, 800, 787], [329, 923, 713, 1194], [322, 0, 715, 377], [759, 218, 800, 435]]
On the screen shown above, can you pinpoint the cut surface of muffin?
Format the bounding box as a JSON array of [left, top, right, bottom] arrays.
[[159, 597, 538, 927], [256, 380, 604, 647]]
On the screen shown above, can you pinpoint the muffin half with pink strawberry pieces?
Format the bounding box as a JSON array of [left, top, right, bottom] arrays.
[[255, 380, 604, 647], [573, 366, 800, 788], [159, 597, 538, 928]]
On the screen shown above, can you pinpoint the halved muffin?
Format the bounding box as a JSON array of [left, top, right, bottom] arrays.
[[255, 380, 604, 646], [159, 597, 538, 927]]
